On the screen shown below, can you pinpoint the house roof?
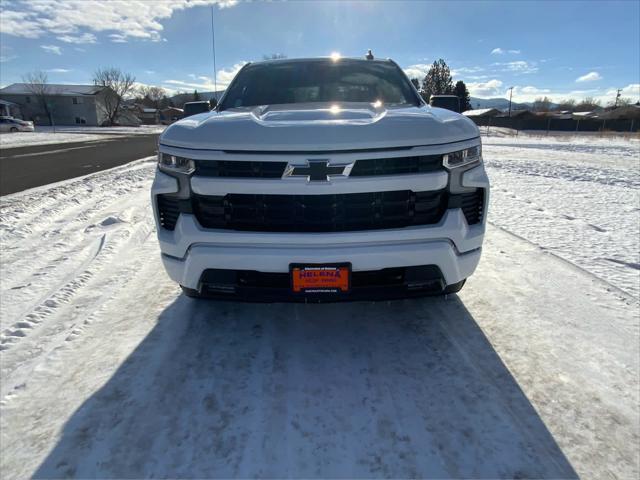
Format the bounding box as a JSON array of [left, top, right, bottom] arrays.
[[0, 83, 107, 96], [0, 99, 18, 106], [463, 108, 499, 117]]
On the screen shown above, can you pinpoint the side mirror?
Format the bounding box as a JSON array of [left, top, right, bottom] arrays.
[[209, 98, 218, 109]]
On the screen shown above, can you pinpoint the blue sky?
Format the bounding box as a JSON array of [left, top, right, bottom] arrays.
[[1, 0, 639, 104]]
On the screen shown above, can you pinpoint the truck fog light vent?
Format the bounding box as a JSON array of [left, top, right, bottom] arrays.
[[460, 189, 484, 225], [157, 195, 181, 231]]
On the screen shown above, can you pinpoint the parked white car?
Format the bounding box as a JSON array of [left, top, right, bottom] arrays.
[[0, 116, 35, 133], [152, 56, 489, 301]]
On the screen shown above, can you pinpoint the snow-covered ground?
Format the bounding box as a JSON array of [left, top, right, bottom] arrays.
[[483, 132, 639, 298], [0, 125, 164, 148], [35, 125, 166, 135], [0, 131, 121, 148], [0, 136, 638, 478]]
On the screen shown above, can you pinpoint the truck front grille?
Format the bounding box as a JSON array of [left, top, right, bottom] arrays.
[[349, 155, 442, 176], [192, 190, 447, 232], [193, 155, 443, 178], [194, 160, 287, 178]]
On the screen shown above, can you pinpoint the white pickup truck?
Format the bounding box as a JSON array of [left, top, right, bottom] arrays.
[[152, 55, 489, 301]]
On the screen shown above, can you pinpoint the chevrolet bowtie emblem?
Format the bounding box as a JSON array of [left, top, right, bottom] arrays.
[[283, 160, 349, 182]]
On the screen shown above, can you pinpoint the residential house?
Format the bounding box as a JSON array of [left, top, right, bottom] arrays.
[[462, 108, 500, 118], [160, 107, 183, 124], [135, 105, 160, 125], [0, 83, 114, 126]]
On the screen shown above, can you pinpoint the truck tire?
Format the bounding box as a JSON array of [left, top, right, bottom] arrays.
[[180, 285, 203, 298], [442, 279, 466, 294]]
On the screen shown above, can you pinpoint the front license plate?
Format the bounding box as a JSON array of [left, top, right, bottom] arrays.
[[291, 264, 351, 293]]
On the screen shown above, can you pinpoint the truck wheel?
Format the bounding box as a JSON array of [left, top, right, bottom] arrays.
[[180, 285, 203, 298], [442, 279, 466, 294]]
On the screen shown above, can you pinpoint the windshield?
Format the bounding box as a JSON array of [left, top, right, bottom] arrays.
[[219, 59, 420, 110]]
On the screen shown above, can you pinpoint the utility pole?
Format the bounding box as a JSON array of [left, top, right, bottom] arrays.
[[508, 86, 514, 117], [614, 88, 622, 107]]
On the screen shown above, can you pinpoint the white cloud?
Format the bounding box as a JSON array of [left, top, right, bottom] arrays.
[[576, 71, 602, 82], [46, 68, 71, 73], [493, 60, 538, 74], [0, 55, 17, 63], [467, 79, 503, 97], [504, 83, 640, 104], [40, 44, 62, 55], [491, 48, 521, 55], [164, 62, 246, 91], [57, 32, 96, 44], [109, 33, 128, 43], [0, 10, 42, 38], [403, 64, 431, 80], [606, 83, 640, 99], [0, 0, 238, 43], [450, 66, 485, 78], [519, 86, 550, 94], [216, 62, 246, 87]]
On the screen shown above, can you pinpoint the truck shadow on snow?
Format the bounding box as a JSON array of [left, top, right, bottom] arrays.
[[34, 294, 577, 479]]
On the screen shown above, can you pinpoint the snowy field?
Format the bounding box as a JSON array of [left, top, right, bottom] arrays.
[[0, 135, 638, 478], [483, 131, 640, 298], [0, 125, 164, 148]]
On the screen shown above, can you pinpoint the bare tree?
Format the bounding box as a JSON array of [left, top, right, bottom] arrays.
[[575, 97, 602, 112], [138, 85, 166, 110], [608, 97, 632, 108], [554, 98, 576, 111], [93, 67, 136, 126], [22, 71, 54, 125], [531, 96, 552, 112]]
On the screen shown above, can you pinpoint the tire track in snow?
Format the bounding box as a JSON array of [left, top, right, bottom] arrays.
[[0, 214, 157, 397], [487, 221, 636, 303]]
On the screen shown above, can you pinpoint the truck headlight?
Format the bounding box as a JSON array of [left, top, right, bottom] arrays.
[[158, 152, 195, 174], [443, 145, 482, 169]]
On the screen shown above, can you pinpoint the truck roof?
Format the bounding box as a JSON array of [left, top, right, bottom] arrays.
[[247, 56, 394, 67]]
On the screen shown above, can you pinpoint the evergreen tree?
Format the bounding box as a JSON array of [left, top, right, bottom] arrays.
[[421, 59, 454, 102], [193, 89, 201, 101], [454, 80, 472, 112], [410, 78, 420, 91]]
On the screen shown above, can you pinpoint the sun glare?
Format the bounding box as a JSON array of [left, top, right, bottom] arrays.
[[330, 52, 341, 61]]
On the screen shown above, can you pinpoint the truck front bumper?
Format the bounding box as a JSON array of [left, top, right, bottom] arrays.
[[159, 208, 484, 295]]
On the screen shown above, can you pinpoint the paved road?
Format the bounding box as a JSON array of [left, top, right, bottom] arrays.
[[0, 135, 158, 196]]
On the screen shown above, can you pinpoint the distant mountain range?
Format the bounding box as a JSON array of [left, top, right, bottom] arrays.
[[470, 97, 559, 111]]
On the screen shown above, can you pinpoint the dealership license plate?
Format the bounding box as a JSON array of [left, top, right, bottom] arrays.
[[291, 264, 351, 293]]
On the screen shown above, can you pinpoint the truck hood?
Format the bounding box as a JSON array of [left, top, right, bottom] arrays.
[[160, 103, 479, 151]]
